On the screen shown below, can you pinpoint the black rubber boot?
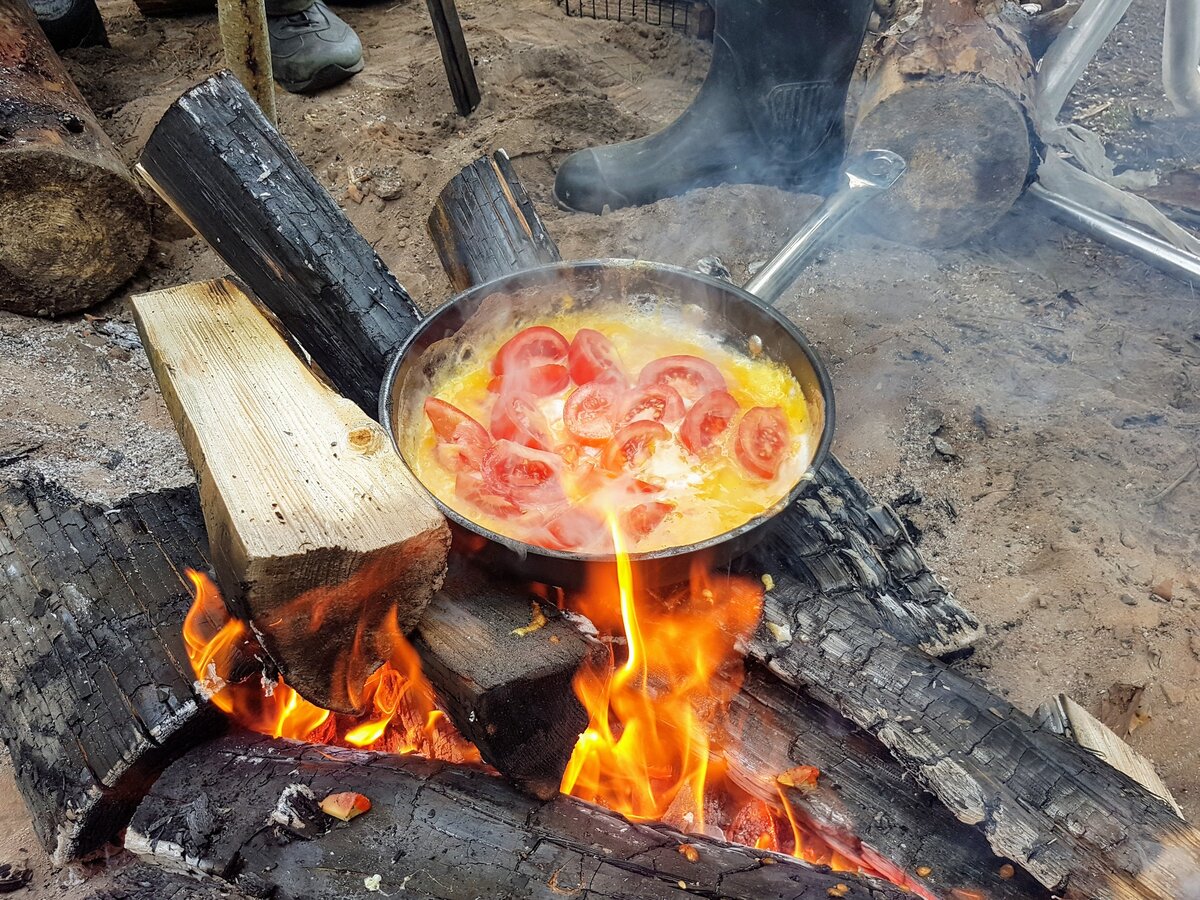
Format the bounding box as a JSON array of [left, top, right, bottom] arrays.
[[554, 0, 874, 213], [28, 0, 107, 50], [266, 0, 364, 94]]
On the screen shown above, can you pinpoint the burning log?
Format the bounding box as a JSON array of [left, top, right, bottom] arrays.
[[137, 71, 421, 415], [0, 478, 223, 863], [128, 731, 912, 900], [747, 573, 1200, 900], [132, 278, 450, 714], [0, 0, 150, 316], [850, 0, 1035, 247]]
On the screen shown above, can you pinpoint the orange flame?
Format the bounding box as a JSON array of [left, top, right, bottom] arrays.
[[181, 569, 477, 762]]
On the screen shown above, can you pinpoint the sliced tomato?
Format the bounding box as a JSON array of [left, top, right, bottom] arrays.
[[563, 381, 622, 445], [621, 501, 674, 541], [568, 328, 624, 384], [637, 354, 726, 401], [425, 398, 490, 471], [455, 470, 520, 518], [679, 390, 740, 454], [487, 363, 570, 398], [601, 420, 669, 472], [545, 507, 610, 552], [734, 406, 791, 480], [618, 384, 685, 427], [481, 440, 565, 508], [490, 393, 553, 450], [492, 326, 569, 375]]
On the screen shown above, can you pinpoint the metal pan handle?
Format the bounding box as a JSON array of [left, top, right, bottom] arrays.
[[743, 149, 906, 306]]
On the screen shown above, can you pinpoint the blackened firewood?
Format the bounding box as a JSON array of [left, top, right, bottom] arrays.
[[425, 0, 481, 116], [0, 478, 224, 863], [81, 863, 252, 900], [747, 574, 1200, 900], [138, 71, 421, 416], [413, 557, 599, 799], [129, 732, 911, 900]]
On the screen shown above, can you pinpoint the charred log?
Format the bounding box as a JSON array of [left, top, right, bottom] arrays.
[[82, 864, 252, 900], [137, 71, 421, 415], [0, 0, 150, 316], [0, 478, 223, 863], [129, 732, 911, 900], [746, 573, 1200, 900], [425, 0, 480, 117]]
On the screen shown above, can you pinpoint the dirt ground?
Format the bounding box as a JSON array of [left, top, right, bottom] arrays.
[[2, 0, 1199, 893]]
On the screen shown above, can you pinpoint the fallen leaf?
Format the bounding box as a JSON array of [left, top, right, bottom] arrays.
[[320, 791, 371, 822], [776, 765, 820, 791]]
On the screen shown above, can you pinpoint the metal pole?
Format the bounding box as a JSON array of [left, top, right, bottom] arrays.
[[1028, 183, 1200, 285], [1164, 0, 1200, 116], [1034, 0, 1134, 122]]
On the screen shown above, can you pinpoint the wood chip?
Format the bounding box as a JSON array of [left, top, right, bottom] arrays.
[[320, 791, 371, 822], [677, 843, 700, 862], [1099, 683, 1151, 738], [776, 765, 820, 792]]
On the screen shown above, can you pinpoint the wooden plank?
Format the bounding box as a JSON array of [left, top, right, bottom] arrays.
[[425, 0, 480, 117], [132, 278, 450, 715]]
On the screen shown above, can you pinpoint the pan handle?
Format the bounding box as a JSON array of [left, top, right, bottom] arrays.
[[742, 149, 906, 306]]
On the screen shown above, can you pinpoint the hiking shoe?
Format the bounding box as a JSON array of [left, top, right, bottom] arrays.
[[27, 0, 107, 50], [267, 0, 363, 94]]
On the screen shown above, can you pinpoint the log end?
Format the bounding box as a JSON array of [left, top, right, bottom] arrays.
[[850, 79, 1032, 248], [0, 147, 150, 316]]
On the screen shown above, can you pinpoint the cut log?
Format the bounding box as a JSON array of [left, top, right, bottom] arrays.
[[850, 0, 1035, 247], [427, 150, 561, 293], [129, 732, 912, 900], [0, 477, 223, 864], [0, 0, 150, 316], [137, 71, 421, 416], [724, 668, 1049, 900], [425, 0, 481, 117], [747, 573, 1200, 900], [413, 557, 599, 799], [216, 0, 276, 124], [132, 278, 450, 715]]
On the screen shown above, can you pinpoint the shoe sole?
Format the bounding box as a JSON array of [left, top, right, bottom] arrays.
[[277, 58, 364, 95]]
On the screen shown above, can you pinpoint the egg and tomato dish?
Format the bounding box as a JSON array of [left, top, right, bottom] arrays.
[[414, 312, 818, 554]]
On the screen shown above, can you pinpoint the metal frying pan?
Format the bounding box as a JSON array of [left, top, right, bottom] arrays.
[[381, 150, 906, 588]]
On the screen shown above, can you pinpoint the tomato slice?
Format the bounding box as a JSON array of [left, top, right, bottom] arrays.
[[568, 328, 624, 385], [621, 501, 674, 541], [563, 381, 622, 445], [455, 470, 521, 518], [487, 363, 570, 398], [618, 384, 685, 427], [601, 420, 669, 472], [734, 406, 791, 479], [481, 440, 565, 508], [425, 398, 490, 471], [492, 326, 569, 375], [545, 507, 611, 552], [490, 393, 553, 450], [637, 355, 726, 401], [679, 390, 740, 454]]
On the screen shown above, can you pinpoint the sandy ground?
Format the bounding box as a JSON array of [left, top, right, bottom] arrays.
[[1, 0, 1199, 893]]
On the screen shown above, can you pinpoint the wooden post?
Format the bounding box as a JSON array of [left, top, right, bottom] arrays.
[[849, 0, 1036, 248], [217, 0, 277, 124], [132, 278, 450, 715], [0, 0, 150, 316], [425, 0, 481, 116]]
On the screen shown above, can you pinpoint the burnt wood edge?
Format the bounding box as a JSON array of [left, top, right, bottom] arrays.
[[0, 475, 225, 863]]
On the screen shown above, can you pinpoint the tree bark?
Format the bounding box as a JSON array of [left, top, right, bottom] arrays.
[[138, 71, 421, 416], [129, 732, 911, 900], [0, 477, 224, 863], [0, 0, 150, 316], [850, 0, 1035, 247], [747, 574, 1200, 900], [133, 278, 450, 715]]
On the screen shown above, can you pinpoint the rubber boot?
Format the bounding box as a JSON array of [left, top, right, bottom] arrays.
[[28, 0, 107, 50], [554, 0, 874, 213], [266, 0, 364, 94]]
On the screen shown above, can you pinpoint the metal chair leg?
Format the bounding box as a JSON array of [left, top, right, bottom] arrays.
[[1164, 0, 1200, 116]]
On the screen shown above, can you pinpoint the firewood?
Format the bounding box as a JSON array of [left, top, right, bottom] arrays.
[[413, 558, 600, 799], [216, 0, 276, 124], [137, 71, 422, 415], [0, 0, 150, 316], [132, 278, 450, 715], [425, 0, 480, 117], [128, 731, 913, 900], [747, 573, 1200, 900], [849, 0, 1035, 247], [0, 477, 224, 863]]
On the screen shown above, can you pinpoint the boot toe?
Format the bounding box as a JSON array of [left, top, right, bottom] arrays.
[[554, 149, 629, 214]]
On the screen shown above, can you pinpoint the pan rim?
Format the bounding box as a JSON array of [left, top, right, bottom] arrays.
[[380, 258, 836, 567]]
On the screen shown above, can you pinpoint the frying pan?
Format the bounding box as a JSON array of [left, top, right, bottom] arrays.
[[381, 149, 906, 588]]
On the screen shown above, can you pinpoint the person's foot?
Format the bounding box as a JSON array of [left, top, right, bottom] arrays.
[[27, 0, 107, 50], [267, 0, 363, 94]]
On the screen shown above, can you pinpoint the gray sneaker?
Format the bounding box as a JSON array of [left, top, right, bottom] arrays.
[[267, 0, 363, 94], [27, 0, 107, 50]]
